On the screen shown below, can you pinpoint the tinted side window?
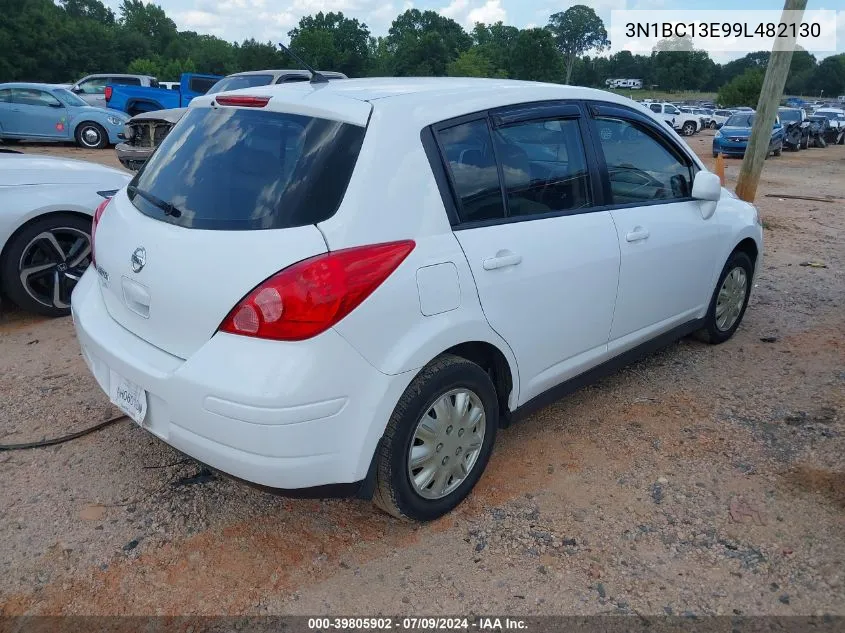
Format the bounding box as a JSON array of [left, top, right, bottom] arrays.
[[112, 77, 142, 86], [12, 88, 61, 107], [492, 118, 591, 216], [278, 76, 309, 84], [437, 119, 505, 223], [78, 78, 108, 94], [649, 104, 661, 113], [188, 77, 218, 94], [594, 117, 693, 205]]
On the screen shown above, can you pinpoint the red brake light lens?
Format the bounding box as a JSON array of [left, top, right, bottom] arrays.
[[214, 95, 271, 108], [91, 197, 110, 266], [219, 240, 415, 341], [104, 86, 112, 101]]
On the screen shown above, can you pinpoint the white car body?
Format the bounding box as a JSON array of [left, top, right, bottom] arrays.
[[0, 153, 131, 313], [813, 108, 845, 130], [71, 78, 762, 517], [711, 109, 734, 128], [646, 102, 699, 135]]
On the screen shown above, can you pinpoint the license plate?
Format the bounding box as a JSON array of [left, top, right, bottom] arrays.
[[109, 370, 147, 425]]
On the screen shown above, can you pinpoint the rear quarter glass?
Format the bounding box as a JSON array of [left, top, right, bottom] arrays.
[[128, 106, 366, 230]]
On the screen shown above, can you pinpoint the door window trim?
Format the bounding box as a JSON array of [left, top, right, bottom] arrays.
[[584, 101, 700, 212], [424, 100, 603, 230]]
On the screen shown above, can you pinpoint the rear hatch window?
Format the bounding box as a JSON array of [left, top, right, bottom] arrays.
[[128, 106, 366, 230]]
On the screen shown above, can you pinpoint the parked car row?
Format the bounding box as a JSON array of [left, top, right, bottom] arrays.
[[713, 107, 844, 159]]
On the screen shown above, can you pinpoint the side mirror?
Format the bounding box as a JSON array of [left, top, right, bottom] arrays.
[[693, 171, 721, 202], [693, 171, 721, 220]]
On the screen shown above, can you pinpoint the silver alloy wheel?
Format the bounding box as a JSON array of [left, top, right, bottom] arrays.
[[18, 227, 91, 309], [715, 266, 748, 332], [80, 125, 101, 148], [408, 388, 486, 500]]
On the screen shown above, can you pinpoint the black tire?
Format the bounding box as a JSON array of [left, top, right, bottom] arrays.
[[0, 213, 92, 317], [816, 135, 827, 148], [74, 122, 108, 149], [695, 250, 754, 345], [709, 121, 717, 130], [801, 134, 809, 150], [773, 143, 782, 156], [373, 354, 499, 521], [712, 152, 719, 158], [682, 121, 696, 136]]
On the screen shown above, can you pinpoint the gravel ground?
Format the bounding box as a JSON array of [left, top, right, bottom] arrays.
[[0, 132, 843, 616]]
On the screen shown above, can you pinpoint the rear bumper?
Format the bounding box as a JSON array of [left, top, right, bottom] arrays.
[[70, 269, 411, 489], [115, 143, 152, 170]]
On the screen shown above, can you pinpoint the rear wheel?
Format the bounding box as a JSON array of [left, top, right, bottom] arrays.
[[0, 214, 92, 317], [373, 354, 498, 521], [773, 143, 782, 156], [709, 121, 717, 130], [695, 250, 754, 345], [75, 122, 108, 149], [682, 121, 696, 136]]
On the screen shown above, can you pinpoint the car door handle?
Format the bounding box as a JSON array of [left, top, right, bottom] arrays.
[[482, 251, 522, 270], [626, 227, 650, 242]]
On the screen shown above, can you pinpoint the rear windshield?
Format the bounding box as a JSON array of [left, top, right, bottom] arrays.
[[128, 106, 366, 230], [725, 114, 754, 127], [207, 74, 273, 95], [779, 110, 801, 122]]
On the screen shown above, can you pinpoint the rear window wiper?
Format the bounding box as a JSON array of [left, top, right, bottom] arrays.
[[127, 184, 184, 218]]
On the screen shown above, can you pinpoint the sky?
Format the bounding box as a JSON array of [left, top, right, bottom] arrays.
[[100, 0, 845, 62]]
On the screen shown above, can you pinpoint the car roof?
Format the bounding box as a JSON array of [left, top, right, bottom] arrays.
[[0, 82, 71, 90], [227, 69, 347, 78], [194, 77, 663, 129]]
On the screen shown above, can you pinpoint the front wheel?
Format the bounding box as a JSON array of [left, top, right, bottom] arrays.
[[774, 144, 782, 156], [373, 354, 498, 521], [0, 213, 92, 317], [695, 250, 754, 344], [75, 122, 108, 149]]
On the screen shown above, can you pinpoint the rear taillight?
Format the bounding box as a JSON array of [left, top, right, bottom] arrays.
[[91, 197, 110, 266], [214, 95, 271, 107], [105, 86, 112, 101], [219, 240, 415, 341]]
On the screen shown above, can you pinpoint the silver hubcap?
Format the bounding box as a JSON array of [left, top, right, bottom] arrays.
[[19, 228, 91, 309], [82, 127, 100, 147], [715, 266, 748, 332], [408, 388, 486, 500]]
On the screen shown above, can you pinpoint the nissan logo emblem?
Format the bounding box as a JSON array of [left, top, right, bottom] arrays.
[[130, 247, 146, 273]]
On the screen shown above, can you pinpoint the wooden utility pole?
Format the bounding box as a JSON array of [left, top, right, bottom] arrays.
[[734, 0, 808, 203]]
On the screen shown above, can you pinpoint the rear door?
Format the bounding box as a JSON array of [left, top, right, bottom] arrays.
[[93, 101, 369, 359], [586, 102, 722, 350], [434, 103, 621, 404]]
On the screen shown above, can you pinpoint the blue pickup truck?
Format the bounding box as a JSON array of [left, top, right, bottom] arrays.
[[105, 72, 221, 115]]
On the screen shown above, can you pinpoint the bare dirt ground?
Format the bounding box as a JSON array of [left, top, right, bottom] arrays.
[[1, 132, 843, 617]]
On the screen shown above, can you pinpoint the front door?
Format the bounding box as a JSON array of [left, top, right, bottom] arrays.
[[9, 88, 67, 138], [434, 107, 621, 404], [588, 108, 722, 349]]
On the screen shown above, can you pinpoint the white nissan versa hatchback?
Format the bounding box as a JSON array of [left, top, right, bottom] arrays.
[[71, 78, 762, 520]]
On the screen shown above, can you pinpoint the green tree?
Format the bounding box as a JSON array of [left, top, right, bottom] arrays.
[[235, 39, 283, 72], [812, 54, 845, 97], [718, 68, 764, 107], [59, 0, 114, 23], [509, 28, 563, 83], [447, 48, 506, 78], [119, 0, 176, 51], [288, 12, 371, 77], [546, 5, 609, 84], [385, 9, 471, 76], [471, 22, 518, 77]]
